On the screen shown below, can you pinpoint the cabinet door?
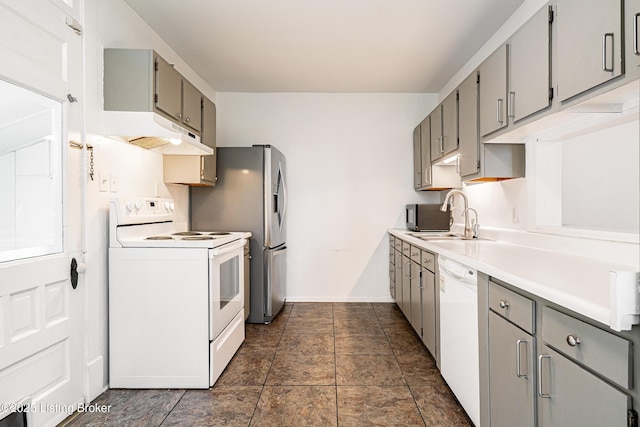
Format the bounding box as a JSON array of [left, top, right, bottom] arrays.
[[401, 256, 411, 319], [488, 312, 535, 427], [458, 72, 479, 178], [556, 0, 623, 102], [154, 54, 182, 121], [538, 346, 631, 427], [509, 5, 551, 122], [479, 45, 507, 137], [421, 269, 436, 356], [201, 97, 217, 183], [628, 0, 640, 68], [441, 91, 458, 155], [430, 106, 443, 161], [394, 251, 403, 307], [410, 260, 421, 334], [413, 125, 422, 189], [181, 79, 202, 132], [420, 116, 432, 186]]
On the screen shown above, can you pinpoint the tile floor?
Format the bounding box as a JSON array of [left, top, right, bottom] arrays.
[[62, 302, 472, 426]]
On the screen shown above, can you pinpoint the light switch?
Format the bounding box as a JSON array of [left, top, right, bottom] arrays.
[[99, 172, 108, 192], [110, 174, 118, 192]]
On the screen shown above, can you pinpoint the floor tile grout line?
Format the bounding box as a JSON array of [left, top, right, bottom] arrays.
[[157, 389, 188, 427]]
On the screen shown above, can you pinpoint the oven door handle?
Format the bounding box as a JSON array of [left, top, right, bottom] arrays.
[[210, 238, 247, 257]]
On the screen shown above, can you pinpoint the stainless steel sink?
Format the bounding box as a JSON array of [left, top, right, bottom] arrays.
[[408, 232, 466, 241]]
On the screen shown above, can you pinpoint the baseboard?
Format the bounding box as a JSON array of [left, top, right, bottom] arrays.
[[285, 297, 395, 303]]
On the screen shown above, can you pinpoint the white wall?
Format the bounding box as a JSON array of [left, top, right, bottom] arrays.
[[82, 0, 217, 399], [216, 93, 438, 301]]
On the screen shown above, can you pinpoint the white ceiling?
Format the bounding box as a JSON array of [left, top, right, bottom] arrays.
[[124, 0, 525, 93]]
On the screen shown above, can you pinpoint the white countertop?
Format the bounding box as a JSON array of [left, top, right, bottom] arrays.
[[389, 229, 640, 331]]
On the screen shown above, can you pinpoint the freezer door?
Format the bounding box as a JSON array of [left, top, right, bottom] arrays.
[[265, 245, 286, 322], [264, 147, 287, 248]]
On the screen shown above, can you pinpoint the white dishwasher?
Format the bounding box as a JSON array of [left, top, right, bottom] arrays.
[[439, 256, 480, 426]]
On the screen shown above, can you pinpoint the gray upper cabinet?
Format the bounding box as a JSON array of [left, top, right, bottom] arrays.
[[629, 0, 640, 67], [104, 48, 204, 134], [458, 72, 479, 178], [508, 5, 552, 122], [430, 105, 443, 161], [479, 45, 508, 137], [556, 0, 623, 102], [413, 125, 422, 189], [420, 116, 431, 187], [154, 54, 182, 121], [181, 79, 203, 132], [200, 97, 217, 183], [431, 93, 458, 161]]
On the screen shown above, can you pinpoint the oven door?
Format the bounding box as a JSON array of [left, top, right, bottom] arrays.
[[209, 238, 246, 340]]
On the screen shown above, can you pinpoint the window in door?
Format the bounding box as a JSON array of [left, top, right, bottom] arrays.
[[0, 78, 63, 262]]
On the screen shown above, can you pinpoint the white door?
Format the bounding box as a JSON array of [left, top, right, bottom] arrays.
[[0, 1, 84, 426]]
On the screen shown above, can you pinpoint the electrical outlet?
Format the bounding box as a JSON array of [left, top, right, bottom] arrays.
[[99, 172, 108, 192], [110, 174, 118, 192]]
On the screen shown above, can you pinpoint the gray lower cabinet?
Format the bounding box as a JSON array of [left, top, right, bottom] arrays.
[[538, 346, 631, 426], [394, 246, 403, 308], [409, 246, 421, 333], [488, 312, 535, 427], [401, 255, 411, 319], [388, 236, 395, 300], [556, 0, 623, 102], [420, 250, 436, 357]]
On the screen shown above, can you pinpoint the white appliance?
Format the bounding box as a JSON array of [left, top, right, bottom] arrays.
[[108, 197, 247, 388], [439, 256, 480, 426]]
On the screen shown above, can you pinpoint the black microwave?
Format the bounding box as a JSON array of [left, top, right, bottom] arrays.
[[406, 204, 451, 231]]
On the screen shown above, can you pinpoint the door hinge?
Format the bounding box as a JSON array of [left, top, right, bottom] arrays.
[[456, 92, 460, 101], [548, 6, 554, 24], [477, 160, 481, 170], [628, 409, 638, 427], [548, 87, 554, 100], [154, 93, 158, 103], [476, 74, 480, 84], [154, 60, 159, 71], [65, 17, 82, 35]]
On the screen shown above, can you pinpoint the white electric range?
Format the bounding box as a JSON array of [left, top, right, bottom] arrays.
[[108, 196, 248, 388]]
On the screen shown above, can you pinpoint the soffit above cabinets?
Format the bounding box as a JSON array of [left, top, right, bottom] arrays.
[[123, 0, 525, 93]]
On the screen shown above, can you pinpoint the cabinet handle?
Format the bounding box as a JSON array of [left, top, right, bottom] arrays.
[[405, 261, 412, 279], [537, 355, 551, 398], [602, 33, 614, 72], [508, 92, 515, 119], [424, 167, 430, 185], [634, 13, 639, 55], [566, 335, 581, 347], [499, 300, 509, 309], [440, 135, 445, 154], [177, 113, 182, 119], [200, 156, 205, 179], [516, 339, 528, 378], [185, 117, 191, 123], [496, 99, 504, 124]]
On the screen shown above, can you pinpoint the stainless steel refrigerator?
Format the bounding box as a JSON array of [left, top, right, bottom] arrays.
[[190, 145, 287, 324]]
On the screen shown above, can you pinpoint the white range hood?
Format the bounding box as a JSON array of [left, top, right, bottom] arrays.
[[102, 111, 213, 156]]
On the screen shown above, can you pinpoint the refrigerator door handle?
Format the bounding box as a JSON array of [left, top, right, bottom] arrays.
[[280, 164, 287, 230]]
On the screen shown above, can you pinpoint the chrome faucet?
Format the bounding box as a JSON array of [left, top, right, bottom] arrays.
[[441, 189, 477, 239]]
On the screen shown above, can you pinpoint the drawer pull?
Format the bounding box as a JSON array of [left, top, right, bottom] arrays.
[[499, 300, 509, 309], [516, 339, 528, 379], [566, 335, 581, 347], [537, 355, 551, 398]]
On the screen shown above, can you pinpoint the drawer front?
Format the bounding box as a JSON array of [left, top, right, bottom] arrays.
[[489, 281, 535, 334], [542, 306, 632, 389], [410, 245, 421, 263], [401, 241, 410, 257], [421, 250, 436, 273], [389, 235, 395, 246], [394, 237, 402, 251]]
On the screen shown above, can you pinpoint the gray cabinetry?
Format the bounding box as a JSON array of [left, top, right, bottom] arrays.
[[508, 5, 551, 122], [388, 236, 395, 300], [556, 0, 623, 102], [413, 125, 422, 189], [181, 79, 202, 132], [420, 250, 437, 357], [154, 54, 182, 121], [431, 93, 458, 161], [488, 281, 536, 427], [394, 240, 403, 307], [409, 247, 421, 333], [163, 96, 217, 186], [538, 307, 633, 426], [458, 72, 479, 178], [479, 45, 508, 137], [420, 116, 431, 187], [401, 242, 411, 318]]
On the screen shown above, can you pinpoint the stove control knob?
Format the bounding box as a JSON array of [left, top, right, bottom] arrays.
[[125, 202, 135, 213], [169, 202, 175, 211], [134, 200, 143, 211], [164, 201, 171, 212]]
